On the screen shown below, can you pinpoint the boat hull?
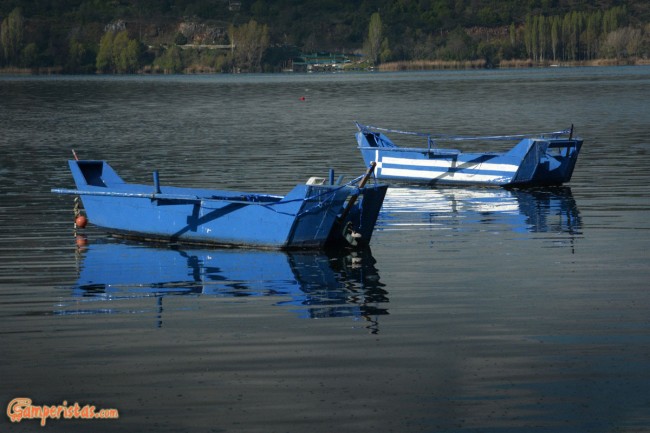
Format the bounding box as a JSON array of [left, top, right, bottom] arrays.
[[356, 128, 582, 187], [53, 160, 387, 250]]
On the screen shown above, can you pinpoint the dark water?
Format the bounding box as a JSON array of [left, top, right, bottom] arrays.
[[1, 67, 649, 432]]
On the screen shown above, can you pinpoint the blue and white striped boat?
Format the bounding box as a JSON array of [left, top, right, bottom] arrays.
[[356, 122, 583, 187]]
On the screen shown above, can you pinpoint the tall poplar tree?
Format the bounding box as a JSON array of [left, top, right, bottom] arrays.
[[524, 14, 533, 59], [230, 20, 269, 72], [551, 16, 560, 61], [113, 31, 140, 73], [96, 31, 115, 72], [538, 15, 547, 61], [365, 12, 383, 65], [1, 8, 24, 66]]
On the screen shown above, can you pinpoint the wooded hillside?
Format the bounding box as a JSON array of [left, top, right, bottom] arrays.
[[1, 0, 649, 73]]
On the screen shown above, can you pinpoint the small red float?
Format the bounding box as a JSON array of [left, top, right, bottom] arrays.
[[75, 214, 88, 229]]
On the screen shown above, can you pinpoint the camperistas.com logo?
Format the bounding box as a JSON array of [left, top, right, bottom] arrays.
[[7, 397, 119, 426]]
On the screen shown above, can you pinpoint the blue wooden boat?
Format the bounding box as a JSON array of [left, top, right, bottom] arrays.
[[52, 159, 387, 250], [356, 122, 583, 187]]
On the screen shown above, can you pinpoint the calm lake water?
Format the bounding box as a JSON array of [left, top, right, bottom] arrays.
[[1, 67, 649, 432]]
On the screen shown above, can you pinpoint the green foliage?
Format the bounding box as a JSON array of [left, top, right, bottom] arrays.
[[95, 31, 114, 72], [21, 42, 38, 68], [66, 38, 89, 72], [153, 45, 183, 73], [522, 7, 638, 62], [440, 27, 475, 61], [1, 1, 648, 72], [114, 31, 140, 73], [96, 30, 140, 73], [364, 12, 382, 65], [230, 20, 269, 72], [1, 8, 24, 66], [379, 37, 392, 63]]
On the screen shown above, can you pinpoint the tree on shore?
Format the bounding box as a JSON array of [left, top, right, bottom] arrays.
[[96, 30, 140, 73], [1, 8, 24, 66], [153, 45, 183, 73], [602, 26, 643, 59], [96, 31, 114, 72], [364, 12, 383, 65], [229, 20, 269, 72], [113, 31, 140, 73], [67, 38, 86, 72], [1, 2, 648, 73], [520, 7, 638, 63]]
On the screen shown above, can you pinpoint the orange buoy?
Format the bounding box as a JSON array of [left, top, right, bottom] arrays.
[[299, 96, 306, 101], [75, 214, 88, 229]]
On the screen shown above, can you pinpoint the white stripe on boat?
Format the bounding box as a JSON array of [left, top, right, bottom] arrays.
[[379, 156, 519, 173], [378, 167, 511, 183]]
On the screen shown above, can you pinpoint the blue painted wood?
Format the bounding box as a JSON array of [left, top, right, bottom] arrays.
[[355, 123, 583, 187], [52, 160, 387, 250]]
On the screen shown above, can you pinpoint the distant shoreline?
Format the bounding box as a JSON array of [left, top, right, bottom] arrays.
[[378, 57, 650, 71], [2, 58, 649, 75]]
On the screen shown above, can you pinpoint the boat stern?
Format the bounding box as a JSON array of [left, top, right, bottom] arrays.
[[532, 138, 583, 185], [510, 137, 583, 186], [327, 183, 388, 248]]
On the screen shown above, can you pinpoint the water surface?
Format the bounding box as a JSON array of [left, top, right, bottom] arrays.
[[1, 67, 649, 432]]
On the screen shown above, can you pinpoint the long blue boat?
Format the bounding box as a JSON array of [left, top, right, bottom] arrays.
[[356, 122, 583, 187], [52, 159, 387, 250]]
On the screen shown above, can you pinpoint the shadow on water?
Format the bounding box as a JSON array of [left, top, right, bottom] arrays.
[[57, 239, 388, 332]]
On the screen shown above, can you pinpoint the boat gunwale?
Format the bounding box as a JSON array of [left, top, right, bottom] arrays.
[[355, 121, 578, 144], [52, 159, 389, 250], [357, 144, 504, 157]]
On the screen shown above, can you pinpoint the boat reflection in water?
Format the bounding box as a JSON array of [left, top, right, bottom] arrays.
[[63, 240, 388, 332], [379, 186, 582, 244]]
